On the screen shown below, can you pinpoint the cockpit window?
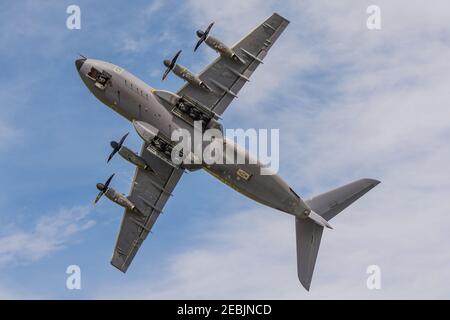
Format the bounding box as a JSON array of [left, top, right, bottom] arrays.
[[87, 67, 100, 79], [87, 67, 111, 90]]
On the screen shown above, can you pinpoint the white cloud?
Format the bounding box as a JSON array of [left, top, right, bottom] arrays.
[[0, 121, 19, 148], [0, 206, 95, 266], [144, 0, 164, 17]]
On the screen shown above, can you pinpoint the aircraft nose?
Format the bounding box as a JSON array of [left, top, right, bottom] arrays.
[[75, 58, 86, 71]]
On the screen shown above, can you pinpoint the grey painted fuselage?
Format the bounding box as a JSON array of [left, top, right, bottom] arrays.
[[76, 58, 310, 218]]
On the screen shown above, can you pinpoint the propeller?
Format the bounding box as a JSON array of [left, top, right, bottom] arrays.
[[194, 22, 214, 52], [162, 50, 182, 81], [107, 132, 129, 163], [94, 174, 115, 204]]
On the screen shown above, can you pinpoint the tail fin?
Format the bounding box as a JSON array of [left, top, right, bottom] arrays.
[[296, 178, 380, 291]]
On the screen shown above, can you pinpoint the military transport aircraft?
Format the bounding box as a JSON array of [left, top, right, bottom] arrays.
[[76, 13, 380, 291]]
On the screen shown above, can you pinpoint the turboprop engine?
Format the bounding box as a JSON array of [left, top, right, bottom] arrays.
[[162, 50, 211, 92], [107, 133, 154, 173], [194, 22, 246, 65], [94, 174, 141, 214]]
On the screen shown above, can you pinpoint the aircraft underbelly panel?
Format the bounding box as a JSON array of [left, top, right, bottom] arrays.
[[205, 163, 298, 214], [204, 141, 300, 214]]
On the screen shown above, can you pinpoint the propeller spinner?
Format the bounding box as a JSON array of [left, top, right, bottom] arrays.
[[162, 50, 182, 81], [194, 22, 214, 52], [107, 132, 129, 163], [94, 174, 115, 204]]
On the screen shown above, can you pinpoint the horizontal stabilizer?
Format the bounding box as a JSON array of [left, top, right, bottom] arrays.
[[306, 178, 380, 221]]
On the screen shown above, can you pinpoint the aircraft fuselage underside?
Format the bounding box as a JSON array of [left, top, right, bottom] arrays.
[[77, 58, 309, 218]]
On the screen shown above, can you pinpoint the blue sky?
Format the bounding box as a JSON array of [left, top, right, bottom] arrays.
[[1, 0, 450, 299]]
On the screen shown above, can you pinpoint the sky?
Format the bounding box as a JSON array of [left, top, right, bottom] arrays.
[[0, 0, 449, 299]]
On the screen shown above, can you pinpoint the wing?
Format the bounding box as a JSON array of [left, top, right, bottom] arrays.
[[177, 13, 289, 115], [111, 143, 184, 272]]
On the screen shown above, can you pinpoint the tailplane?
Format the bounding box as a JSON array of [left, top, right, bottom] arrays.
[[296, 178, 380, 291]]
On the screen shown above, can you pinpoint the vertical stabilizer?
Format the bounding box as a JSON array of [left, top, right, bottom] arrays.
[[296, 218, 323, 291]]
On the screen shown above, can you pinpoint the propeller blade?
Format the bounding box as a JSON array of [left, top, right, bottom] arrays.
[[162, 50, 182, 81], [94, 190, 104, 204], [162, 67, 171, 81], [94, 174, 115, 205], [171, 50, 182, 66], [205, 21, 214, 35], [118, 132, 129, 146], [194, 38, 204, 52], [194, 22, 214, 52], [107, 133, 129, 163], [104, 173, 115, 189], [107, 149, 118, 163]]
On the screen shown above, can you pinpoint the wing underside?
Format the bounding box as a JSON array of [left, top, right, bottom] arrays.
[[111, 143, 183, 272], [177, 13, 290, 115]]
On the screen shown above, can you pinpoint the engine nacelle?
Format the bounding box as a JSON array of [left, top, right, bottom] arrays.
[[163, 60, 211, 92], [133, 120, 159, 144], [204, 36, 246, 64], [118, 146, 154, 173], [105, 188, 140, 213]]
